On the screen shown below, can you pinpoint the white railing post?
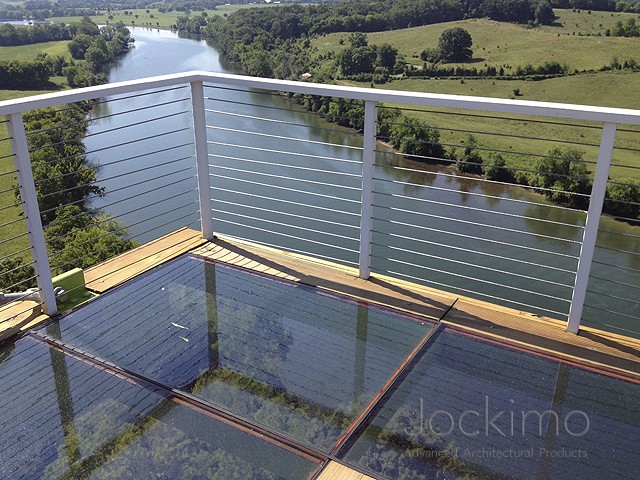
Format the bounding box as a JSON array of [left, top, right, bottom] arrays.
[[7, 113, 57, 316], [566, 122, 617, 334], [190, 80, 214, 240], [359, 100, 377, 279]]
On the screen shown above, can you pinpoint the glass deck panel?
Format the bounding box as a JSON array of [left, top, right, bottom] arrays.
[[340, 329, 640, 480], [40, 255, 433, 451], [0, 336, 318, 479]]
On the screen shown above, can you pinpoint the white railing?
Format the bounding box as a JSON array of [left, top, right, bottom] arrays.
[[1, 71, 639, 335]]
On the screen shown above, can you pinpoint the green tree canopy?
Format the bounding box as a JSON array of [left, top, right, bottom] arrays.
[[438, 27, 473, 62]]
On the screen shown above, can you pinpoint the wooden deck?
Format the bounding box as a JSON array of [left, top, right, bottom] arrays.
[[315, 461, 376, 480], [1, 228, 639, 379]]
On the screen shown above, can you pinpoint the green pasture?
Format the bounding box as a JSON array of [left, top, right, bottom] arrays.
[[0, 40, 70, 61], [312, 10, 640, 72]]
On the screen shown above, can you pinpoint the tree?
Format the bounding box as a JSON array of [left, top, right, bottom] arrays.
[[376, 43, 398, 71], [534, 1, 556, 25], [532, 148, 592, 209], [605, 178, 640, 219], [457, 135, 483, 174], [438, 27, 473, 62]]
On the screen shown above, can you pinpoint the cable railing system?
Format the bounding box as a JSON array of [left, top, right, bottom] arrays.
[[0, 71, 638, 338]]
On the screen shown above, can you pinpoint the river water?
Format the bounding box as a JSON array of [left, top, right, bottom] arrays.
[[84, 27, 639, 335]]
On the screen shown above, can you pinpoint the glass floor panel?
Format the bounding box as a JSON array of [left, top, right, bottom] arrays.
[[0, 336, 318, 480], [39, 254, 433, 452], [339, 329, 640, 480]]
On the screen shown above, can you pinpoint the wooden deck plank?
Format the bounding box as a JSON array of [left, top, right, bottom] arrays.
[[85, 227, 206, 293], [192, 237, 457, 322], [442, 298, 640, 377], [0, 301, 48, 343], [316, 461, 376, 480]]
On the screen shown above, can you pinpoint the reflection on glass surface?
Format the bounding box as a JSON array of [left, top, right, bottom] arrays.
[[340, 330, 640, 480], [0, 337, 318, 479], [40, 255, 433, 452]]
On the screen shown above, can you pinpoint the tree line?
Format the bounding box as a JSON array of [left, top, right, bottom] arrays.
[[0, 23, 72, 46]]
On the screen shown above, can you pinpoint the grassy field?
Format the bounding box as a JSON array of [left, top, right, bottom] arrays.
[[0, 40, 71, 61], [313, 10, 640, 72], [48, 4, 276, 29], [313, 10, 640, 182]]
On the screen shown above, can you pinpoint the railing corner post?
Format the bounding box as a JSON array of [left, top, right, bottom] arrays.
[[7, 112, 57, 316], [359, 100, 377, 279], [567, 122, 617, 334], [190, 80, 214, 241]]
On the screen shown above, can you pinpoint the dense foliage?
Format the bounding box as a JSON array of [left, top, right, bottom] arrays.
[[0, 58, 52, 89], [0, 23, 72, 46]]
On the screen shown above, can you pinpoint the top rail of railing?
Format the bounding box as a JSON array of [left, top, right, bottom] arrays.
[[2, 71, 640, 125]]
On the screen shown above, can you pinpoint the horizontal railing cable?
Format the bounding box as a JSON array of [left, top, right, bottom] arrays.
[[381, 105, 602, 130], [373, 189, 585, 230], [206, 125, 363, 152], [208, 153, 360, 178], [48, 204, 199, 268], [0, 231, 30, 248], [45, 190, 197, 244], [373, 173, 585, 213], [212, 164, 360, 192], [213, 216, 358, 254], [204, 106, 363, 138], [83, 110, 191, 139], [39, 171, 196, 218], [588, 274, 640, 289], [207, 141, 361, 166], [375, 162, 593, 204], [378, 133, 599, 168], [374, 241, 573, 289], [591, 260, 640, 274], [372, 260, 568, 317], [210, 186, 360, 218], [214, 198, 358, 230], [209, 172, 360, 205], [0, 246, 33, 263], [212, 206, 358, 243], [37, 162, 195, 204], [91, 85, 188, 107], [216, 230, 359, 268], [373, 217, 579, 260], [379, 119, 601, 149], [89, 96, 190, 123], [85, 143, 192, 169], [373, 230, 576, 274], [587, 284, 640, 298], [372, 204, 582, 244]]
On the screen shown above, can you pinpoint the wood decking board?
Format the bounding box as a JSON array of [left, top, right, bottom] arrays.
[[0, 301, 48, 343], [85, 227, 206, 293], [316, 461, 377, 480], [441, 299, 640, 377]]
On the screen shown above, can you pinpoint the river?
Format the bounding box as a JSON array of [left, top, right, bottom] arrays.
[[84, 27, 639, 336]]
